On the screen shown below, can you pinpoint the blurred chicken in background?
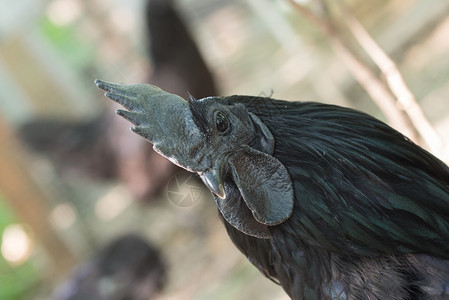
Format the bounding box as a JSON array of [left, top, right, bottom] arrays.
[[52, 234, 166, 300], [18, 0, 218, 202]]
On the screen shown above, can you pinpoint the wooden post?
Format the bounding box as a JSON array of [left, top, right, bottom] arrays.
[[0, 118, 76, 274]]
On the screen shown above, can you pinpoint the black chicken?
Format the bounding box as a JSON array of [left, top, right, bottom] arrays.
[[53, 234, 166, 300], [95, 80, 449, 299]]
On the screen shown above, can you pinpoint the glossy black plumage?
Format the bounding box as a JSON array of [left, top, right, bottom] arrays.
[[98, 80, 449, 299], [215, 96, 449, 299]]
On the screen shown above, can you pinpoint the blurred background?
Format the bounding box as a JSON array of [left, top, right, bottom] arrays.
[[0, 0, 448, 299]]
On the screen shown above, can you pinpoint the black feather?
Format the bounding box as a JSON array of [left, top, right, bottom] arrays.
[[214, 96, 449, 299]]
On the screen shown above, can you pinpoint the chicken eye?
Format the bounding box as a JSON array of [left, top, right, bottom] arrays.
[[215, 111, 229, 133]]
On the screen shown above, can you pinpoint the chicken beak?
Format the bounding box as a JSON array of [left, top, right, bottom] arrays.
[[200, 169, 225, 199]]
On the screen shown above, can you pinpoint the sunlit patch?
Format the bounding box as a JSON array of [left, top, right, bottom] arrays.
[[46, 0, 82, 26], [95, 186, 132, 221], [109, 8, 135, 33], [50, 203, 77, 230], [1, 224, 34, 266]]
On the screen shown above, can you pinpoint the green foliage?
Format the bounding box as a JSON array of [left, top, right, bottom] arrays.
[[0, 196, 39, 300], [39, 16, 95, 71]]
